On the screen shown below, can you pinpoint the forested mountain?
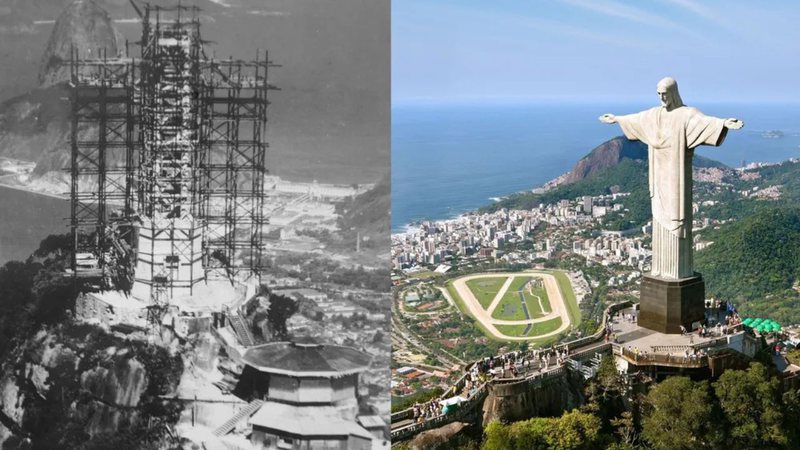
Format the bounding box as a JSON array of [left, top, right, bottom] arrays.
[[484, 136, 726, 224], [696, 207, 800, 324]]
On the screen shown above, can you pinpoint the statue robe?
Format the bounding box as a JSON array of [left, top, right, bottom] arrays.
[[616, 106, 727, 279]]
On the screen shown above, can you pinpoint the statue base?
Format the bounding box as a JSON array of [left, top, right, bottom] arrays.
[[638, 273, 705, 334]]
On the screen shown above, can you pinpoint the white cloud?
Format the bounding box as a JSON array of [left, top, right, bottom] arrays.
[[208, 0, 231, 8], [658, 0, 735, 31], [562, 0, 704, 39], [248, 10, 289, 17]]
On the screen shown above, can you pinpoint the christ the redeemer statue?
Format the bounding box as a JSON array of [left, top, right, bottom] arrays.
[[597, 77, 743, 333], [599, 77, 743, 280]]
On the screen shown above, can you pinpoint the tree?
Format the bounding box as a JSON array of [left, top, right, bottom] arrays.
[[481, 420, 512, 450], [546, 409, 604, 450], [712, 362, 788, 448], [641, 377, 722, 450], [34, 234, 71, 258], [782, 388, 800, 447], [583, 355, 624, 426], [508, 417, 551, 449], [266, 293, 298, 340], [596, 354, 621, 394], [610, 411, 637, 447]]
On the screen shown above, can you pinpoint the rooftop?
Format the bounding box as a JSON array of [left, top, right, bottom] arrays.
[[357, 415, 387, 429], [249, 401, 373, 440], [242, 341, 372, 377]]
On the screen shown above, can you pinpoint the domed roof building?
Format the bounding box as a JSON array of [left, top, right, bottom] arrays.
[[240, 340, 383, 449]]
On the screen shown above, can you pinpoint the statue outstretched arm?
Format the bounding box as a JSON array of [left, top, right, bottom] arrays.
[[724, 118, 744, 129], [598, 113, 617, 124]]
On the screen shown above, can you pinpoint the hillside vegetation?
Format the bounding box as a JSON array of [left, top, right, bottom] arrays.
[[483, 136, 725, 232], [695, 207, 800, 324]]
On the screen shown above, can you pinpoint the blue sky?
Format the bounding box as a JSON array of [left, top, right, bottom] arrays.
[[393, 0, 800, 104]]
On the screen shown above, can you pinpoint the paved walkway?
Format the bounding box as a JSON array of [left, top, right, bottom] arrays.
[[609, 308, 736, 351]]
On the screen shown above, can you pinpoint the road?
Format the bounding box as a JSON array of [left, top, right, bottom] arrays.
[[391, 299, 467, 367]]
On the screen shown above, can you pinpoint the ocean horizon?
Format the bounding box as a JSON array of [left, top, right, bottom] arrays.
[[392, 101, 800, 233]]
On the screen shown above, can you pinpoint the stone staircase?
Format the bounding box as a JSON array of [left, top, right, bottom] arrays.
[[566, 355, 600, 380], [227, 309, 255, 347], [212, 399, 265, 437]]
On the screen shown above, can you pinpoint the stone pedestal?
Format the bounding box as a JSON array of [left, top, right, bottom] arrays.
[[638, 273, 705, 334]]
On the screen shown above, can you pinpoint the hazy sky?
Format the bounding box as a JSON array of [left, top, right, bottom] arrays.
[[393, 0, 800, 104]]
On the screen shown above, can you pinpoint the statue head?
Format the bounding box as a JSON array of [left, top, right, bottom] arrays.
[[656, 77, 684, 111]]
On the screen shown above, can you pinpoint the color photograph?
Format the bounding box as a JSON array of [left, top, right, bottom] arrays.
[[391, 2, 800, 448]]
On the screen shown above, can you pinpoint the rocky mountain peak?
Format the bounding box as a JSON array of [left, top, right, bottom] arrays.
[[38, 0, 124, 87], [563, 136, 647, 184]]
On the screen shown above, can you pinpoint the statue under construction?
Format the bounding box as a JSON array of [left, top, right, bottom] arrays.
[[68, 3, 274, 337]]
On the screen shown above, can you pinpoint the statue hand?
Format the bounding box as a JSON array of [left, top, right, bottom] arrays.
[[598, 114, 617, 124], [724, 118, 744, 130]]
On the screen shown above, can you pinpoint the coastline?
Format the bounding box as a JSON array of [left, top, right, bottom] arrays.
[[0, 182, 68, 201], [391, 156, 794, 236], [391, 172, 564, 235]]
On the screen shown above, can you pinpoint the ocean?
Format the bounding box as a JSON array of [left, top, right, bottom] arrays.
[[392, 102, 800, 232], [0, 186, 70, 265]]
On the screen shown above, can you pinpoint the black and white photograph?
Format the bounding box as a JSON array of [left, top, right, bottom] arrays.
[[0, 0, 389, 448]]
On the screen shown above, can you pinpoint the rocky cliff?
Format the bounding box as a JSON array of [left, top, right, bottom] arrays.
[[564, 137, 647, 184], [562, 136, 728, 186], [0, 323, 184, 448], [481, 373, 585, 424]]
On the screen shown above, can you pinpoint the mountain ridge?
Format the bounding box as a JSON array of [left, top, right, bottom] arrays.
[[483, 136, 729, 215]]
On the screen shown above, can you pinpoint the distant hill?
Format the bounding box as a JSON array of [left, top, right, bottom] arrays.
[[39, 0, 124, 87], [564, 137, 647, 184], [337, 175, 390, 249], [565, 136, 727, 185], [0, 0, 126, 194], [484, 136, 727, 222], [695, 207, 800, 325]]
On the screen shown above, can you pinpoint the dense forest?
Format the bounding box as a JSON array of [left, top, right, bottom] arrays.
[[695, 207, 800, 324], [0, 234, 76, 356], [401, 354, 800, 450]]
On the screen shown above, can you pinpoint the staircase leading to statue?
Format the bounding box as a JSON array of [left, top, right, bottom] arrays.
[[227, 309, 256, 347], [213, 399, 265, 436]]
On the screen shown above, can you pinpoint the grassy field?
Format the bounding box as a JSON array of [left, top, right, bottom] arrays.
[[494, 317, 563, 338], [490, 276, 529, 320], [465, 276, 508, 309], [522, 283, 551, 318], [528, 316, 562, 335], [507, 276, 531, 292], [495, 324, 531, 337], [491, 276, 555, 320], [549, 270, 582, 326], [491, 294, 527, 320], [409, 270, 442, 280]]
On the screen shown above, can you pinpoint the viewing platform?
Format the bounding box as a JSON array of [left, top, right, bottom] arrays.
[[609, 306, 759, 376]]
